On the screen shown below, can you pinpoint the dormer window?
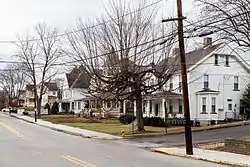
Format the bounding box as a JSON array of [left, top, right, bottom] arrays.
[[225, 55, 229, 66], [214, 54, 218, 65]]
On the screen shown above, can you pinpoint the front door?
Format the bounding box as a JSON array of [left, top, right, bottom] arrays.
[[155, 103, 159, 116]]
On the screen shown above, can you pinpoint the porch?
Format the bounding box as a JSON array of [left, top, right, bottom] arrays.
[[122, 91, 184, 120]]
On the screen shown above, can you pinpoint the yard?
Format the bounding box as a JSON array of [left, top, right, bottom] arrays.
[[31, 114, 249, 137], [38, 114, 169, 136]]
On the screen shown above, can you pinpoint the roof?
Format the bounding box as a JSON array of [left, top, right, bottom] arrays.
[[157, 44, 222, 71], [185, 43, 222, 69], [196, 88, 219, 94], [26, 84, 35, 91], [146, 90, 182, 99], [44, 82, 58, 91], [66, 66, 91, 89]]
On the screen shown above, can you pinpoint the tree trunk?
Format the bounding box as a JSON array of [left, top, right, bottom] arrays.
[[37, 98, 42, 119], [135, 94, 145, 132]]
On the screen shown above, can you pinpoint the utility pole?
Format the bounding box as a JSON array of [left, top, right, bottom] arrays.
[[162, 0, 193, 155], [176, 0, 193, 155]]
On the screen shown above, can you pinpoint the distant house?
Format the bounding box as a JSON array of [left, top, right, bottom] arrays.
[[59, 66, 91, 113], [24, 84, 36, 107], [22, 82, 59, 113], [41, 82, 59, 107]]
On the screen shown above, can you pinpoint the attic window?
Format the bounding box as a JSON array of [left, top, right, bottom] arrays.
[[214, 54, 218, 65]]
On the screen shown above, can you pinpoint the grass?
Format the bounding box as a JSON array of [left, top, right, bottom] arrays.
[[64, 122, 166, 136]]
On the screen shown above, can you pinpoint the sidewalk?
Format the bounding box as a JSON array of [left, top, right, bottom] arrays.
[[154, 147, 250, 167], [10, 114, 122, 140]]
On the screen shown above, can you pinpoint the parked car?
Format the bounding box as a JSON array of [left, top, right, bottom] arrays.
[[1, 108, 10, 112]]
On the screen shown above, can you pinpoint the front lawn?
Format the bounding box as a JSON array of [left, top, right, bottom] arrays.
[[64, 122, 166, 136]]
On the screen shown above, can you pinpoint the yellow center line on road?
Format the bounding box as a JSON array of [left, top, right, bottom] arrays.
[[0, 122, 24, 138], [61, 155, 97, 167]]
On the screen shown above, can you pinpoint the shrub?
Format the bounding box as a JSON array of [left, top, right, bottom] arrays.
[[143, 117, 165, 127], [119, 114, 136, 124], [21, 106, 35, 111], [51, 102, 59, 114], [44, 103, 51, 114], [23, 111, 29, 115]]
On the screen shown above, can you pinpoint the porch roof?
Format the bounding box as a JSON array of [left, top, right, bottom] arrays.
[[196, 88, 219, 94], [145, 91, 182, 99]]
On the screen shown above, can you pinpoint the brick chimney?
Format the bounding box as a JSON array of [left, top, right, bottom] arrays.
[[172, 47, 180, 57], [204, 37, 212, 48]]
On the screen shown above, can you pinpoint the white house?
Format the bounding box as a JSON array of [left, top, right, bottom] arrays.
[[59, 66, 91, 113], [137, 38, 250, 124], [22, 82, 59, 111]]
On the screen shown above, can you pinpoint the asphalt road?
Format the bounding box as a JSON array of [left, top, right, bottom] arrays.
[[0, 113, 227, 167], [126, 124, 250, 147]]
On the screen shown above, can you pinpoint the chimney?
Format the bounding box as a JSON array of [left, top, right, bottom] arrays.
[[172, 47, 180, 57], [203, 37, 212, 48]]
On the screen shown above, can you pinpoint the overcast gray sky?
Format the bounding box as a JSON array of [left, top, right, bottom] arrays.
[[0, 0, 196, 60]]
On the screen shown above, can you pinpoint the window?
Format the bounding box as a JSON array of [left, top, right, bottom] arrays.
[[228, 103, 232, 111], [204, 74, 209, 89], [178, 99, 183, 114], [214, 54, 218, 65], [201, 97, 207, 114], [169, 100, 173, 114], [234, 76, 239, 90], [225, 55, 229, 66], [77, 102, 81, 110], [116, 101, 119, 108], [211, 97, 216, 114], [149, 101, 152, 114], [29, 98, 35, 103], [170, 78, 173, 91], [71, 102, 74, 110], [240, 99, 245, 115], [107, 101, 111, 108], [179, 75, 182, 92], [143, 101, 146, 114]]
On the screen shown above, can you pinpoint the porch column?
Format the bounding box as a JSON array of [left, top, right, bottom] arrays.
[[165, 99, 169, 120], [146, 100, 150, 117], [59, 102, 62, 112], [122, 100, 126, 114], [69, 101, 72, 112], [162, 98, 166, 121], [134, 100, 136, 116], [152, 101, 155, 117]]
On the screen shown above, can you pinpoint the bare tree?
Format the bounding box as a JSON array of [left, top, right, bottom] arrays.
[[15, 23, 62, 118], [195, 0, 250, 48], [67, 0, 178, 131], [0, 64, 28, 107]]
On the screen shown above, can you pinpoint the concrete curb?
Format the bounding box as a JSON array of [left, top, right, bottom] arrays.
[[10, 114, 122, 141], [153, 148, 250, 167]]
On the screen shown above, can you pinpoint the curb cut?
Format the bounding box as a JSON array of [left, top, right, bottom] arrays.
[[153, 149, 250, 167], [10, 115, 122, 141]]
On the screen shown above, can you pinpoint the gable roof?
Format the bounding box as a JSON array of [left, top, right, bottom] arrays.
[[157, 43, 222, 71], [185, 44, 222, 69], [44, 82, 58, 91], [66, 66, 91, 89], [26, 84, 35, 91]]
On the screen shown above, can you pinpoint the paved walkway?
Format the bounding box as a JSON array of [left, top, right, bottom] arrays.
[[154, 147, 250, 167], [10, 113, 122, 140]]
